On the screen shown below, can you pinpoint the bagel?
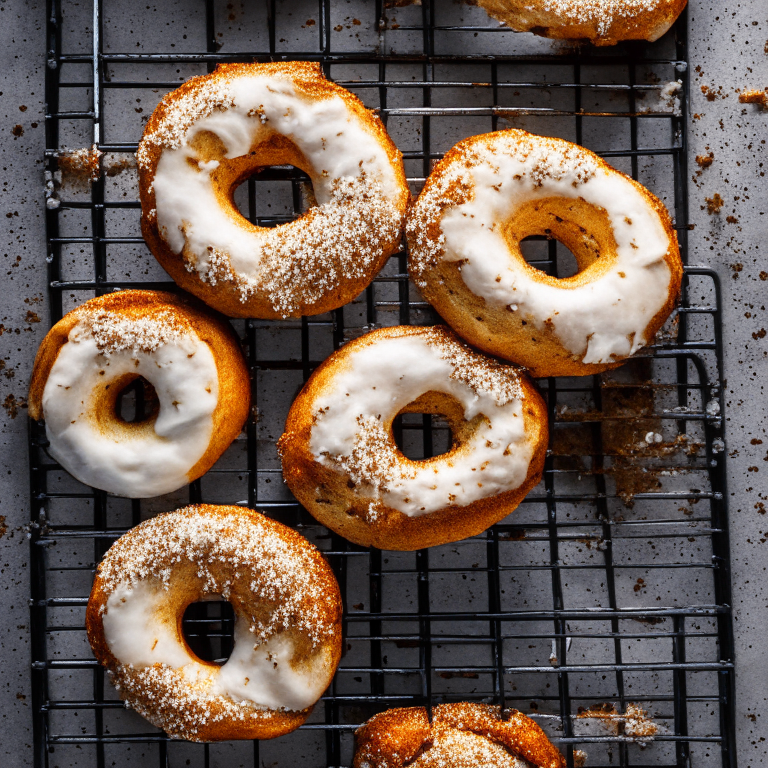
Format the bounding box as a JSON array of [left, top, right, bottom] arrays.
[[28, 290, 249, 498], [473, 0, 687, 46], [354, 703, 565, 768], [138, 61, 409, 319], [278, 326, 547, 550], [407, 129, 683, 378], [85, 504, 343, 741]]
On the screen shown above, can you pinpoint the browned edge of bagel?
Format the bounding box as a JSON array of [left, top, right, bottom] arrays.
[[28, 289, 251, 486], [139, 61, 410, 319], [353, 703, 566, 768], [408, 129, 684, 378], [85, 504, 343, 741], [278, 325, 548, 551]]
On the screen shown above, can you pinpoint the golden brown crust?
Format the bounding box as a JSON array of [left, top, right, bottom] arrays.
[[354, 707, 432, 768], [86, 504, 343, 742], [473, 0, 687, 46], [139, 61, 409, 319], [28, 290, 251, 486], [278, 325, 548, 551], [354, 703, 566, 768], [407, 130, 683, 379]]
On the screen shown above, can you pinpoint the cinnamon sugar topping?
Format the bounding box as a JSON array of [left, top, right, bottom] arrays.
[[85, 310, 188, 355]]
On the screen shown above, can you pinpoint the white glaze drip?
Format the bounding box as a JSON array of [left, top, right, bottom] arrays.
[[309, 333, 535, 517], [42, 320, 218, 497]]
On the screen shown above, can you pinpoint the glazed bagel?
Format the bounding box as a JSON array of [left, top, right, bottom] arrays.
[[28, 290, 249, 498], [86, 504, 343, 742], [278, 326, 547, 551], [138, 61, 409, 319], [354, 703, 565, 768], [473, 0, 687, 46], [407, 129, 683, 378]]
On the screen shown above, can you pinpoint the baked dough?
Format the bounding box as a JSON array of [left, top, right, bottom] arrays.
[[354, 703, 565, 768], [407, 129, 683, 377], [28, 290, 249, 497], [86, 504, 343, 741], [138, 61, 409, 318], [279, 325, 547, 550]]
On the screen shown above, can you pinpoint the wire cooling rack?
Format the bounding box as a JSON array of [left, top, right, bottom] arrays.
[[30, 1, 736, 767]]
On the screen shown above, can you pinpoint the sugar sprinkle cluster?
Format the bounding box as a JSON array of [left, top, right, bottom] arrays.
[[426, 328, 523, 405], [98, 506, 335, 647], [85, 310, 188, 356], [137, 78, 235, 168], [197, 173, 401, 317], [111, 663, 275, 740], [410, 726, 530, 768], [536, 0, 664, 35]]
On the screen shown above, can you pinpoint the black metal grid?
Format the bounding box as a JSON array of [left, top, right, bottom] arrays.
[[30, 1, 736, 767]]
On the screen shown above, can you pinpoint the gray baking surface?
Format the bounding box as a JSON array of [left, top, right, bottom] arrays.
[[0, 0, 765, 766]]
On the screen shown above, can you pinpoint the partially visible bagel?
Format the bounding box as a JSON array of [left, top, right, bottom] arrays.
[[473, 0, 687, 46], [354, 703, 566, 768]]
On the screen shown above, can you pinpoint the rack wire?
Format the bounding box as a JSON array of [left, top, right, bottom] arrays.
[[31, 1, 736, 767]]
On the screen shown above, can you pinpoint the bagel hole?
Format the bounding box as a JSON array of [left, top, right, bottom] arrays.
[[393, 412, 454, 461], [507, 198, 618, 281], [520, 236, 579, 279], [233, 167, 315, 225], [182, 599, 235, 665], [114, 376, 159, 424]]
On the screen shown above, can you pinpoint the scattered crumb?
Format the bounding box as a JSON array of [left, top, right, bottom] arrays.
[[700, 84, 726, 101], [638, 80, 682, 116], [86, 311, 188, 355], [695, 152, 714, 168], [705, 193, 724, 214], [58, 145, 102, 183], [739, 89, 768, 108], [103, 154, 137, 177], [2, 394, 27, 419], [577, 702, 659, 742]]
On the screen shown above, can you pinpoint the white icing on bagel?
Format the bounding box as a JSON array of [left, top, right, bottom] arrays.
[[139, 67, 403, 316], [103, 582, 329, 712], [309, 330, 535, 517], [409, 131, 676, 366], [42, 315, 218, 497]]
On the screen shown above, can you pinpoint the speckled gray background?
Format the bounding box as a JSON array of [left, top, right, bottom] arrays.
[[0, 1, 766, 766]]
